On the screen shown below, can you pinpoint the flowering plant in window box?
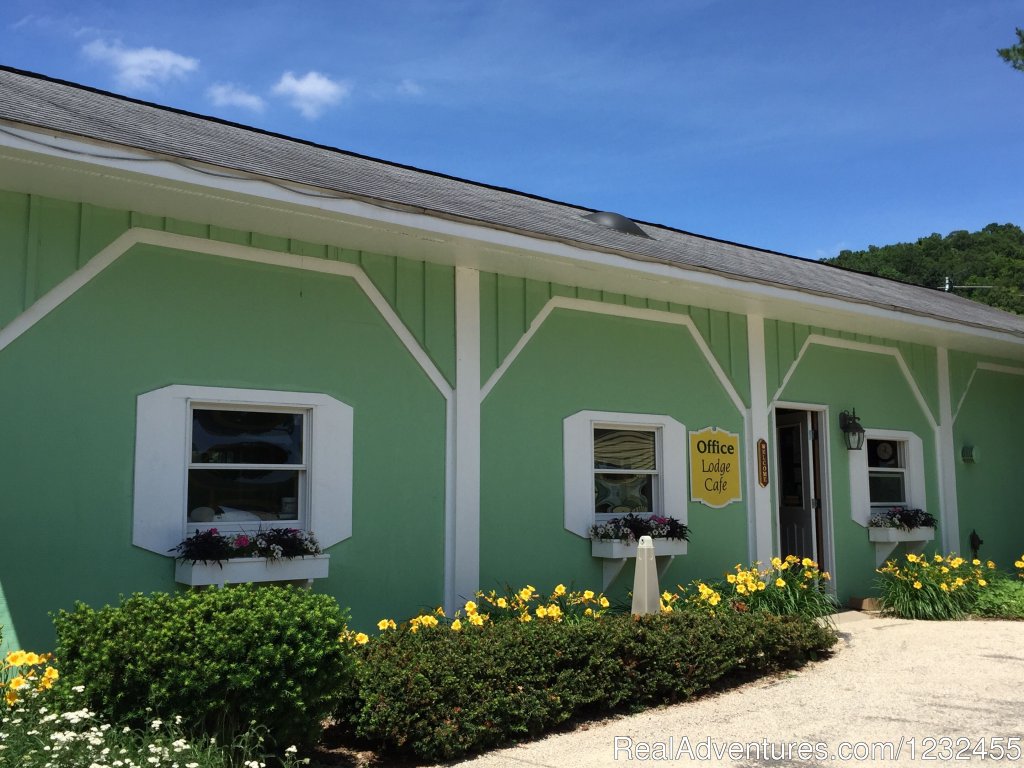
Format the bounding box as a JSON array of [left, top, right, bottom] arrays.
[[171, 528, 328, 586], [171, 527, 323, 564], [868, 507, 937, 531], [590, 513, 689, 543]]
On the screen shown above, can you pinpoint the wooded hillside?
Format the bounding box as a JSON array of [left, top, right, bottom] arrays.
[[823, 223, 1024, 315]]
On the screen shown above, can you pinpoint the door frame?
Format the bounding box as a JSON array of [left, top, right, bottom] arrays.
[[771, 401, 838, 593]]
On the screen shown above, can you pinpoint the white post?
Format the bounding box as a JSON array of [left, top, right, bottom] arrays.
[[631, 536, 660, 615], [452, 266, 482, 611]]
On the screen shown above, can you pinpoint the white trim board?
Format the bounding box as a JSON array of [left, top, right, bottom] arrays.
[[452, 267, 482, 609], [746, 315, 773, 565], [479, 296, 747, 416], [0, 228, 454, 399]]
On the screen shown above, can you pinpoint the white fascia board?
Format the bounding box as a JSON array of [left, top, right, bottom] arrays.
[[2, 125, 1024, 359]]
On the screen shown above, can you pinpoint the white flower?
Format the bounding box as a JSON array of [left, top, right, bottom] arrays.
[[285, 745, 298, 754]]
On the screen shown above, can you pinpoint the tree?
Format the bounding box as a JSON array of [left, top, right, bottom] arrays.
[[998, 27, 1024, 72], [823, 223, 1024, 315]]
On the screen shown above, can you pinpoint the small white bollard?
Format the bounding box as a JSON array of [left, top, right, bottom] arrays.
[[631, 535, 661, 615]]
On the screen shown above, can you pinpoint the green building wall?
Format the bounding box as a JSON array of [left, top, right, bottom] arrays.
[[3, 189, 1024, 650]]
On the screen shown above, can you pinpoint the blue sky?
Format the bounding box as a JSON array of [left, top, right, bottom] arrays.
[[2, 1, 1022, 259]]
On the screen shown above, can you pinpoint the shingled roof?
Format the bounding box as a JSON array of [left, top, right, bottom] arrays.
[[2, 65, 1023, 340]]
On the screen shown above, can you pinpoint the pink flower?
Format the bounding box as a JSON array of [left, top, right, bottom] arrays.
[[233, 535, 250, 548]]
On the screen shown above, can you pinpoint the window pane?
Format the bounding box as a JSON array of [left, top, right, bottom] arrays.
[[594, 473, 654, 514], [869, 471, 906, 504], [867, 439, 902, 469], [192, 410, 303, 464], [187, 469, 300, 520], [594, 429, 656, 470]]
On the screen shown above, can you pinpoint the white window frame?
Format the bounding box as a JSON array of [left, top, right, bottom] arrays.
[[133, 385, 353, 556], [563, 411, 687, 539], [186, 402, 310, 533], [848, 428, 925, 528]]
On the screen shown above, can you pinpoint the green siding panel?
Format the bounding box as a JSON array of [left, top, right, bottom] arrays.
[[478, 272, 749, 407], [0, 191, 457, 401], [424, 263, 456, 386], [395, 257, 426, 342], [496, 274, 527, 365], [0, 190, 29, 328], [33, 197, 80, 300], [164, 217, 209, 239], [764, 318, 939, 421], [81, 204, 131, 266], [954, 368, 1024, 568]]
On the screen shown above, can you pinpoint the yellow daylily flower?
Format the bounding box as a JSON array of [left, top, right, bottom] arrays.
[[451, 619, 462, 631], [775, 578, 786, 588], [553, 584, 566, 596], [354, 633, 369, 645]]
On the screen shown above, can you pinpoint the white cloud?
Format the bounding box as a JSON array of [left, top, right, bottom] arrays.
[[272, 71, 349, 119], [397, 78, 424, 96], [207, 83, 265, 113], [83, 39, 198, 91]]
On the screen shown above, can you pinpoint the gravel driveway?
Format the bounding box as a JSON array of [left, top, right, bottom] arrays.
[[441, 612, 1024, 768]]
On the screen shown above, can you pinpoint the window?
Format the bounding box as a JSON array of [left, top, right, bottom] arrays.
[[187, 407, 307, 529], [847, 428, 925, 528], [867, 438, 907, 508], [133, 385, 353, 556], [593, 428, 659, 518], [563, 411, 686, 539]]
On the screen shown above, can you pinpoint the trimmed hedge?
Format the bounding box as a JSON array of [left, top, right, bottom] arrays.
[[53, 585, 354, 750], [343, 611, 836, 761]]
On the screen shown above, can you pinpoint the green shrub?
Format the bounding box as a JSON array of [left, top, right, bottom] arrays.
[[343, 611, 836, 761], [53, 584, 354, 750], [973, 572, 1024, 619], [876, 552, 992, 620]]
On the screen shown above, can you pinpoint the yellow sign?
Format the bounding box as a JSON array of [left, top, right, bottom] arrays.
[[689, 427, 742, 508]]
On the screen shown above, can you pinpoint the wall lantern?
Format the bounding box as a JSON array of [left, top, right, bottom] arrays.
[[838, 409, 865, 451]]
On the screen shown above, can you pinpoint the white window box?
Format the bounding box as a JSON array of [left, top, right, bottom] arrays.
[[868, 526, 934, 566], [591, 538, 688, 559], [867, 527, 935, 544], [174, 554, 330, 587], [591, 538, 687, 589]]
